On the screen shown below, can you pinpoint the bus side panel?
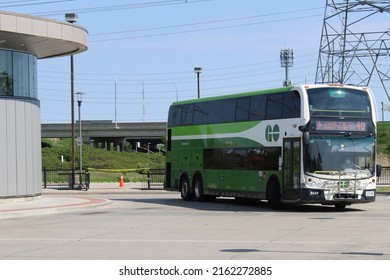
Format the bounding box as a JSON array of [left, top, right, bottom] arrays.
[[165, 128, 173, 190], [203, 169, 281, 199], [166, 138, 202, 191]]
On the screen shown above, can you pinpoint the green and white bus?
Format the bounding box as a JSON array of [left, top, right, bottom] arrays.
[[164, 84, 380, 208]]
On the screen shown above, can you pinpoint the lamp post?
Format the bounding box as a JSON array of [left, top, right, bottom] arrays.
[[65, 13, 78, 188], [194, 67, 202, 98], [280, 49, 294, 86], [75, 91, 85, 187]]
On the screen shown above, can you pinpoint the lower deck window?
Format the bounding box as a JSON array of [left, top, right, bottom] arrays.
[[204, 147, 281, 170]]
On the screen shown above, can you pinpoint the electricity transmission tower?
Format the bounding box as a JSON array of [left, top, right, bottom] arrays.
[[315, 0, 390, 100]]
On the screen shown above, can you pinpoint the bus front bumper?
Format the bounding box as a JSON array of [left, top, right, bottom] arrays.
[[300, 188, 376, 204]]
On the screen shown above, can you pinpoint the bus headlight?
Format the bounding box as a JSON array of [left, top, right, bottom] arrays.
[[305, 177, 323, 188]]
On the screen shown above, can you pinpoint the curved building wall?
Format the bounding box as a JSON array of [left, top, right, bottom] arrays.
[[0, 50, 41, 198], [0, 10, 88, 199]]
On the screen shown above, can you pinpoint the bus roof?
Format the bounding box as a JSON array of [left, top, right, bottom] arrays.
[[172, 85, 294, 106], [171, 84, 372, 106]]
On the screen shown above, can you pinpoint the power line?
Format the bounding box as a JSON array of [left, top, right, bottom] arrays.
[[25, 0, 211, 16], [0, 0, 74, 8], [90, 7, 323, 37], [38, 51, 317, 79], [90, 13, 322, 42]]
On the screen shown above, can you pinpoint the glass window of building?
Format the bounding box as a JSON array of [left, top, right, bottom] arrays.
[[0, 50, 37, 99]]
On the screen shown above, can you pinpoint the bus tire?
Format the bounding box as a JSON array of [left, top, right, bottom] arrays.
[[267, 178, 281, 209], [180, 175, 194, 201], [335, 203, 347, 209], [193, 175, 205, 202]]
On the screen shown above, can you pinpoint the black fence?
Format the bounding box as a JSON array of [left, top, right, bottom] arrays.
[[43, 166, 390, 191], [42, 168, 90, 190], [378, 166, 390, 185], [140, 167, 390, 189], [141, 169, 165, 189]]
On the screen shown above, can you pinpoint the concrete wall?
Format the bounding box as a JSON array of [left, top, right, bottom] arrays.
[[0, 98, 41, 197]]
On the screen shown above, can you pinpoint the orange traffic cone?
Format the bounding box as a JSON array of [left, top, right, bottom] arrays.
[[119, 176, 125, 188]]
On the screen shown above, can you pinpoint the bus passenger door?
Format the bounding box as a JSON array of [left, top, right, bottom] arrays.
[[282, 138, 301, 201]]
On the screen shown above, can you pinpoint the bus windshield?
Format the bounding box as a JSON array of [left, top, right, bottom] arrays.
[[304, 135, 375, 177], [307, 87, 371, 118]]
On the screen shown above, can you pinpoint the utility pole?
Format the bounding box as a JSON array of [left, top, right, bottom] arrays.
[[315, 0, 390, 100]]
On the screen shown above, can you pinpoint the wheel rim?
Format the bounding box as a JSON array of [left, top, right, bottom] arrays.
[[181, 181, 188, 196], [194, 181, 199, 198]]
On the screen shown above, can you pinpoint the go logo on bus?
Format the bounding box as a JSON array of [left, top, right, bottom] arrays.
[[265, 124, 280, 142]]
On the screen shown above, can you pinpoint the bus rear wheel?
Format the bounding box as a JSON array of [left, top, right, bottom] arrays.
[[194, 175, 205, 202], [180, 176, 194, 201]]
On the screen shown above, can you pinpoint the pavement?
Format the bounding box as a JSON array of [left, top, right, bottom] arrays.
[[0, 182, 167, 219], [2, 182, 389, 220]]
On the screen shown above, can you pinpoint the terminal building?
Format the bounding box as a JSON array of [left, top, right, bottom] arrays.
[[0, 11, 88, 198]]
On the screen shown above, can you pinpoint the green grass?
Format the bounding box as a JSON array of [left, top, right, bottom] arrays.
[[42, 138, 164, 169], [89, 170, 147, 183], [377, 186, 390, 193], [377, 122, 390, 155], [42, 138, 165, 182]]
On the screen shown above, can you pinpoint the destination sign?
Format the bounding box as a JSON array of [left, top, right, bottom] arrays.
[[315, 120, 367, 131]]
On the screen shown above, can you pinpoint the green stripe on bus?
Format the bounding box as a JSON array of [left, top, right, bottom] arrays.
[[171, 121, 260, 136], [171, 137, 264, 148]]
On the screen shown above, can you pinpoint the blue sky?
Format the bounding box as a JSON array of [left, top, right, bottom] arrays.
[[4, 0, 389, 123]]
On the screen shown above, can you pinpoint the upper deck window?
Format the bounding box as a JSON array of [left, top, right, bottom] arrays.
[[308, 87, 371, 118], [168, 89, 301, 127]]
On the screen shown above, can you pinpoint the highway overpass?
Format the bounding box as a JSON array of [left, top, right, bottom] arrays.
[[41, 121, 166, 152]]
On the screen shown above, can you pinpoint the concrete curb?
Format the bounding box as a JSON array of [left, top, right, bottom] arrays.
[[0, 182, 170, 219], [0, 196, 112, 220]]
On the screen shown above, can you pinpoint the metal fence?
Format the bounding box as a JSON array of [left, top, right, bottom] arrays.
[[378, 166, 390, 185], [139, 167, 390, 189], [42, 168, 90, 190], [43, 166, 390, 191], [141, 169, 165, 189]]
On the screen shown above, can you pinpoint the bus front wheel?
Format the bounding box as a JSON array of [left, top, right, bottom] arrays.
[[180, 176, 194, 201], [334, 203, 347, 209], [267, 178, 281, 209]]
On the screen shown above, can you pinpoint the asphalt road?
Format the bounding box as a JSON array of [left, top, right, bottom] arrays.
[[1, 191, 390, 260]]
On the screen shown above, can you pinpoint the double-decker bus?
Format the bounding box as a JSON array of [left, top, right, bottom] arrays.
[[164, 84, 380, 208]]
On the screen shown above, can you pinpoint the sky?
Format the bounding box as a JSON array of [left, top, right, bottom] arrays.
[[3, 0, 390, 123]]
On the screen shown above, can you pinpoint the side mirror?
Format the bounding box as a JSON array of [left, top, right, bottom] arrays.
[[376, 164, 382, 177]]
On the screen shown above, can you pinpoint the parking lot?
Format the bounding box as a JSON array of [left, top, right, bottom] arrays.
[[0, 186, 389, 260]]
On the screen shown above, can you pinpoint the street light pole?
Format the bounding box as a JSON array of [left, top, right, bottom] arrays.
[[70, 54, 75, 186], [194, 67, 202, 98], [75, 92, 85, 187], [280, 48, 294, 87], [65, 13, 78, 188]]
